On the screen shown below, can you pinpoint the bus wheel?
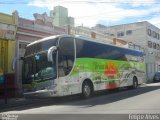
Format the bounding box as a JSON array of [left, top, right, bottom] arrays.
[[82, 80, 93, 98], [132, 77, 138, 89]]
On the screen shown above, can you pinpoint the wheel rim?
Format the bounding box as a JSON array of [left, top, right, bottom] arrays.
[[84, 84, 91, 97]]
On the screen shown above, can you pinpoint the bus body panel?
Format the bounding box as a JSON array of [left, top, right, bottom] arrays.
[[22, 35, 145, 97]]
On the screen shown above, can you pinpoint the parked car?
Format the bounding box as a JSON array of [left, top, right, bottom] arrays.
[[153, 72, 160, 83]]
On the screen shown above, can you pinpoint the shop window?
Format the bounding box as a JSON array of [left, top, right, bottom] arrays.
[[157, 44, 160, 50], [156, 33, 159, 40], [152, 31, 157, 38], [148, 29, 151, 36], [110, 34, 115, 36], [148, 41, 152, 48], [153, 42, 156, 49], [117, 31, 124, 37], [126, 30, 132, 35]]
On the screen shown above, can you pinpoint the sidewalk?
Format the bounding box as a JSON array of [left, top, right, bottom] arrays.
[[0, 97, 57, 112], [0, 97, 33, 111]]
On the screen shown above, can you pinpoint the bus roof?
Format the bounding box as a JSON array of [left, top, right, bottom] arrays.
[[27, 35, 61, 47], [74, 35, 144, 53], [27, 34, 144, 54]]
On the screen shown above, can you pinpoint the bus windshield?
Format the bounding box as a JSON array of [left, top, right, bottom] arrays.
[[23, 52, 57, 84]]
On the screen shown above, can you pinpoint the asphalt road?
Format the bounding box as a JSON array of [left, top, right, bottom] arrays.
[[1, 83, 160, 120]]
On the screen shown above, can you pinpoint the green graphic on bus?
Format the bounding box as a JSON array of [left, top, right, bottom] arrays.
[[71, 58, 145, 89]]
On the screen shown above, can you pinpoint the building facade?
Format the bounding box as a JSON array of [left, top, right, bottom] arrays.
[[93, 21, 160, 82], [50, 6, 75, 27], [0, 12, 17, 97], [69, 26, 113, 43]]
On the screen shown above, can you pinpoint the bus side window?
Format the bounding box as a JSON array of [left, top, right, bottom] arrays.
[[58, 37, 75, 77]]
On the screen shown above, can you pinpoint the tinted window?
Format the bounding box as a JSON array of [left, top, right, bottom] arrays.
[[22, 52, 57, 84], [25, 38, 58, 56], [58, 37, 75, 77], [76, 38, 143, 61], [155, 72, 160, 77]]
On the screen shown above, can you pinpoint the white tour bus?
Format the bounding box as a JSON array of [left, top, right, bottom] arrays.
[[22, 35, 145, 98]]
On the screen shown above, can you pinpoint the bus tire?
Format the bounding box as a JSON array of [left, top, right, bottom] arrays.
[[82, 80, 93, 98], [132, 76, 138, 89]]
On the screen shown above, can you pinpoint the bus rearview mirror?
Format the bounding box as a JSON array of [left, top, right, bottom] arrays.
[[47, 46, 57, 62]]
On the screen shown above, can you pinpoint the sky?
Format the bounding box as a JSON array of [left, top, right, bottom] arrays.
[[1, 0, 160, 28]]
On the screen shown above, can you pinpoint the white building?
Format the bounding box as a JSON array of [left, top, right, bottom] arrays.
[[93, 21, 160, 82], [69, 26, 113, 44], [50, 6, 75, 27]]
